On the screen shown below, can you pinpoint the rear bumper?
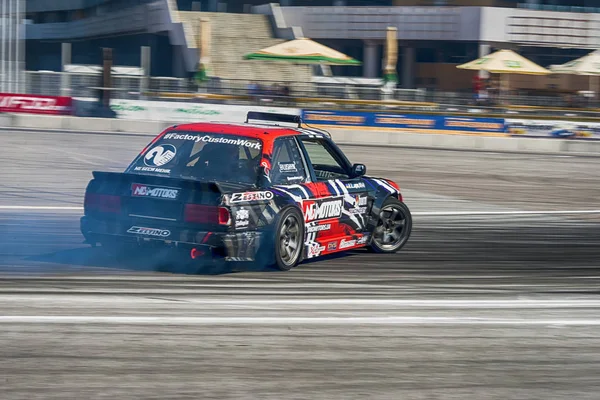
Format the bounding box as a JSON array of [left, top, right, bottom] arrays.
[[80, 216, 266, 262]]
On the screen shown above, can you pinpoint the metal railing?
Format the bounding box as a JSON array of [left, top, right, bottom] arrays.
[[517, 3, 600, 13], [22, 70, 428, 102], [16, 71, 600, 118], [23, 71, 190, 100]]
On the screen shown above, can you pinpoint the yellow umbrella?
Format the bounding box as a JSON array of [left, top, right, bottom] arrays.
[[457, 49, 551, 75], [244, 38, 361, 66], [457, 49, 551, 102], [550, 50, 600, 75], [550, 50, 600, 103]]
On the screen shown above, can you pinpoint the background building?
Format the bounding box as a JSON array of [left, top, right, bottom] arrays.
[[20, 0, 600, 93]]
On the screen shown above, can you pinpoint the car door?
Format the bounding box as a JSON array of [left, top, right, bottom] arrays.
[[269, 136, 346, 258], [296, 136, 371, 252]]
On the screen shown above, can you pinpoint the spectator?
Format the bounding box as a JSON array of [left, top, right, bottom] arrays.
[[281, 85, 291, 105], [248, 81, 259, 103]]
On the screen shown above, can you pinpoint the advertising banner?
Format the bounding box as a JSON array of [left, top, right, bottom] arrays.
[[74, 98, 300, 123], [506, 119, 600, 140], [0, 93, 73, 115], [302, 110, 506, 134]]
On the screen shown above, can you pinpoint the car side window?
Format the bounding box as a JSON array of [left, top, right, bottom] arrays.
[[271, 138, 307, 185], [300, 138, 349, 181]]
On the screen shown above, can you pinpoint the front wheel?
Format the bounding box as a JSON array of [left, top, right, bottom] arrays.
[[370, 198, 412, 253], [273, 207, 305, 271]]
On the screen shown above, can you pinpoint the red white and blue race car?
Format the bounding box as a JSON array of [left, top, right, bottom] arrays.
[[80, 112, 412, 271]]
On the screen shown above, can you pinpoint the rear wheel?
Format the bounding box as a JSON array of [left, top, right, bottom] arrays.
[[370, 198, 412, 253], [273, 207, 304, 271]]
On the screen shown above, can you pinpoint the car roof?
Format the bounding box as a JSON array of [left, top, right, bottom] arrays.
[[169, 122, 313, 140]]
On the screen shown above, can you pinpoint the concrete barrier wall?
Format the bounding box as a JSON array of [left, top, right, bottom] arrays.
[[326, 128, 568, 154], [1, 113, 599, 156], [4, 114, 176, 134]]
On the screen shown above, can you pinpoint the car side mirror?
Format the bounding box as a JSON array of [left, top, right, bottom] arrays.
[[351, 163, 366, 178]]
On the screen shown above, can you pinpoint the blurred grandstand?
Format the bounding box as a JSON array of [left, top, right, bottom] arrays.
[[5, 0, 600, 112]]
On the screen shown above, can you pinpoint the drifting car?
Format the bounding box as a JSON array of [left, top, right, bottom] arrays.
[[80, 112, 412, 271]]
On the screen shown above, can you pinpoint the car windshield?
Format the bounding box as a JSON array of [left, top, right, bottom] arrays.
[[127, 131, 263, 185]]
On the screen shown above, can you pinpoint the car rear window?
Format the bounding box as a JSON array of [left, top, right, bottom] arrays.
[[127, 131, 263, 184]]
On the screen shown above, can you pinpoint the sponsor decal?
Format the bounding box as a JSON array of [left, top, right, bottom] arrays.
[[327, 242, 337, 251], [339, 238, 356, 249], [286, 176, 304, 182], [348, 207, 367, 215], [235, 219, 249, 228], [127, 226, 171, 238], [278, 162, 297, 172], [131, 183, 179, 200], [308, 243, 325, 257], [345, 182, 366, 190], [260, 161, 272, 183], [0, 93, 72, 115], [133, 166, 171, 174], [353, 195, 368, 207], [163, 133, 262, 150], [306, 223, 331, 233], [235, 208, 250, 229], [347, 195, 367, 214], [236, 209, 250, 220], [316, 170, 336, 180], [231, 191, 274, 203], [303, 197, 343, 223], [144, 145, 176, 167], [357, 235, 370, 245]]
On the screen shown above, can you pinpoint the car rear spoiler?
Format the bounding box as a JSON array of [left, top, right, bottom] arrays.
[[245, 111, 333, 139], [91, 171, 223, 195], [245, 111, 301, 127]]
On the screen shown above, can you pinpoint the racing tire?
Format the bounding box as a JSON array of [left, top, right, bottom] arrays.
[[272, 207, 305, 271], [369, 197, 412, 254]]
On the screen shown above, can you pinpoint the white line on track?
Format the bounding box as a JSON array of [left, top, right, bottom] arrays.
[[5, 297, 600, 308], [0, 316, 599, 325], [412, 210, 600, 216], [0, 206, 83, 210], [138, 299, 600, 308], [1, 205, 600, 216]]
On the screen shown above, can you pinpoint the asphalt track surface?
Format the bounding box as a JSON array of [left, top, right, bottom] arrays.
[[1, 129, 600, 399]]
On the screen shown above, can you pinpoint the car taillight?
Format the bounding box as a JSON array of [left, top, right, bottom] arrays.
[[184, 204, 231, 226], [84, 193, 121, 214], [218, 207, 231, 226]]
